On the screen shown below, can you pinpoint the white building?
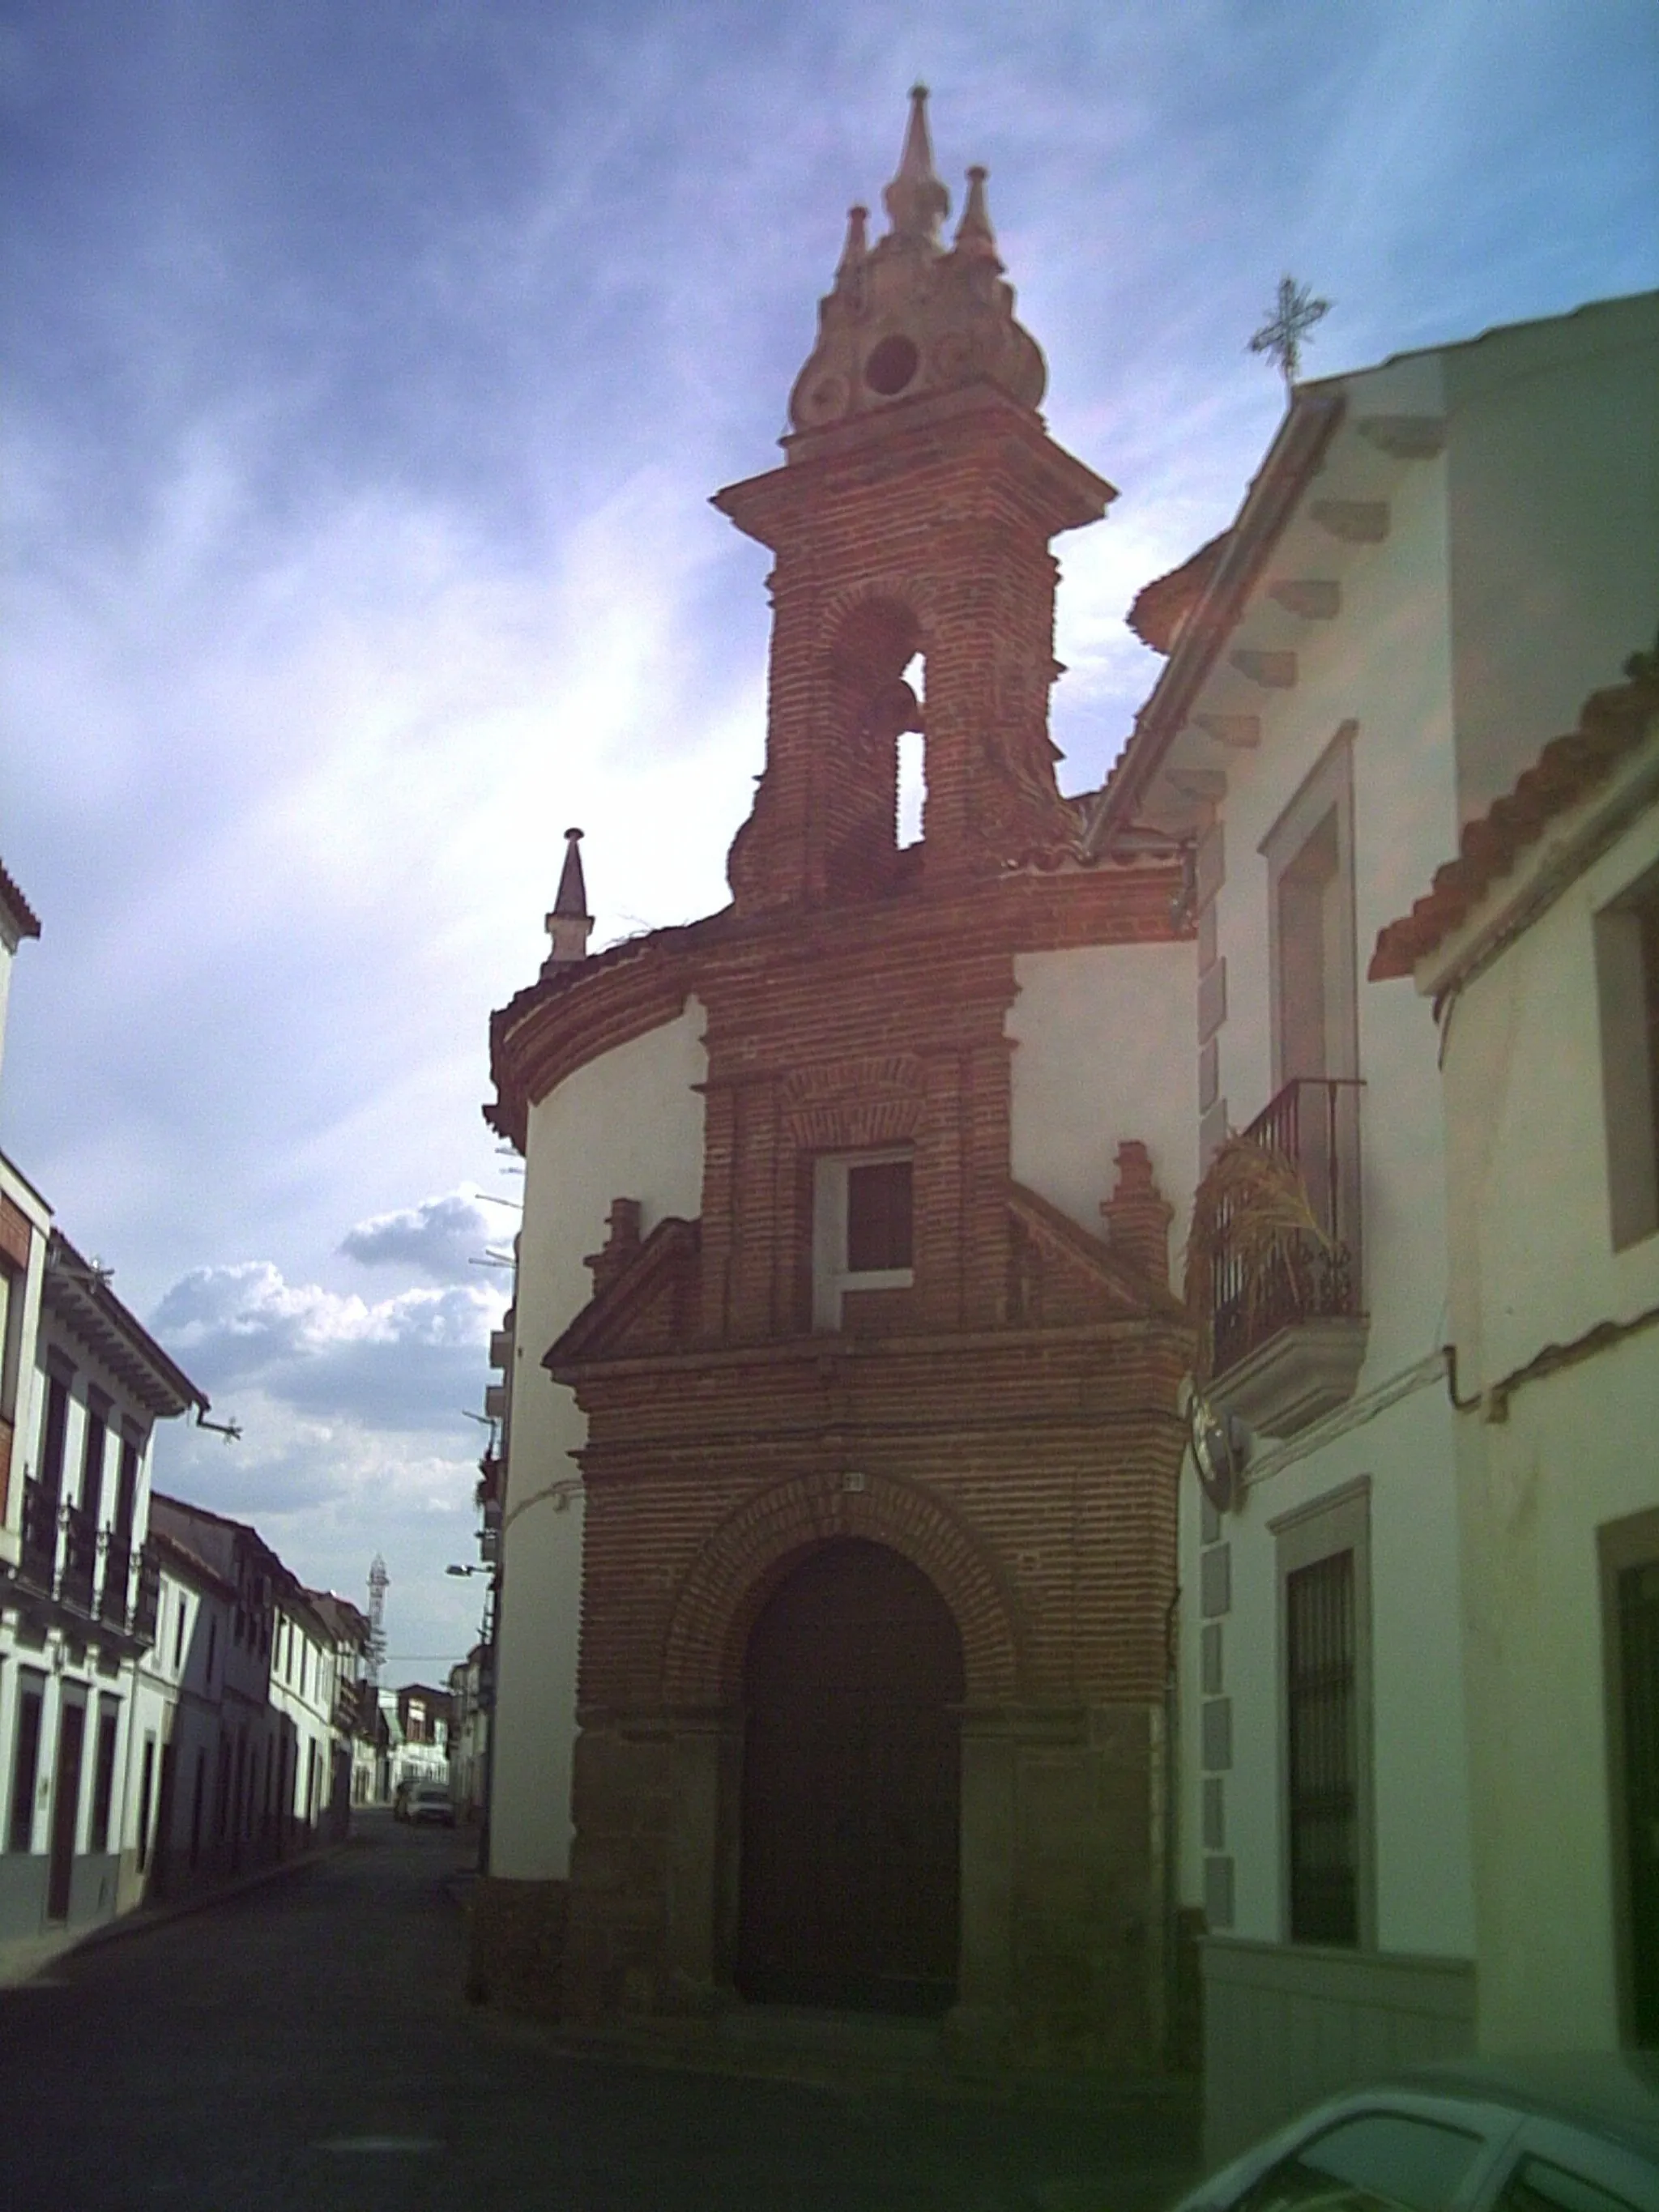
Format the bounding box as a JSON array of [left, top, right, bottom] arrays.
[[1093, 291, 1659, 2153], [128, 1511, 237, 1898], [448, 1643, 489, 1823], [382, 1682, 450, 1795], [268, 1588, 340, 1844], [303, 1590, 374, 1820], [1373, 660, 1659, 2054], [0, 1237, 207, 1956]]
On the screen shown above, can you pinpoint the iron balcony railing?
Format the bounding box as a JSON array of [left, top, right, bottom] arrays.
[[100, 1535, 133, 1629], [1212, 1076, 1365, 1380], [13, 1485, 157, 1640]]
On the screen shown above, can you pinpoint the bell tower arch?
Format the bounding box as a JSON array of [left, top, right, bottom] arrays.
[[714, 87, 1117, 911]]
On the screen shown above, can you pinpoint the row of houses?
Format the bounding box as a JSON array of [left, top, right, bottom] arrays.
[[0, 862, 380, 1970], [463, 93, 1659, 2158]]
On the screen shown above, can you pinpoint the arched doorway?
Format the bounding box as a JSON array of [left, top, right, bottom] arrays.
[[736, 1537, 964, 2014]]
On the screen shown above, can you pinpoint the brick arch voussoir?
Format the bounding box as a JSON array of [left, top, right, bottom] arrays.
[[661, 1469, 1025, 1707], [820, 578, 939, 670]]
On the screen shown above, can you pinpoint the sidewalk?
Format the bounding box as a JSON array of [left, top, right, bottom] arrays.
[[0, 1835, 352, 1988], [445, 1869, 1199, 2125]]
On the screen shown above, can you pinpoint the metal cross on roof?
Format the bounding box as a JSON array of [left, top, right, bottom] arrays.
[[1249, 275, 1330, 394]]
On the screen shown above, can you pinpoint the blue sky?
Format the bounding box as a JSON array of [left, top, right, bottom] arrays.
[[2, 0, 1654, 1683]]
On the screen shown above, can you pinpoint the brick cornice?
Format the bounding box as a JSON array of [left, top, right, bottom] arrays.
[[716, 384, 1115, 548], [487, 859, 1187, 1147]]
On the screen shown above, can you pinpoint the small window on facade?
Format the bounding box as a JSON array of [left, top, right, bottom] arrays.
[[173, 1592, 187, 1673], [37, 1372, 70, 1502], [846, 1159, 913, 1272], [79, 1403, 108, 1515], [1286, 1548, 1359, 1945], [1597, 859, 1659, 1250], [113, 1434, 139, 1545], [0, 1253, 24, 1428], [812, 1149, 915, 1330]]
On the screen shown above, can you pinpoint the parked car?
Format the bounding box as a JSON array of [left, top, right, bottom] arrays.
[[405, 1782, 456, 1828], [1170, 2055, 1659, 2212]]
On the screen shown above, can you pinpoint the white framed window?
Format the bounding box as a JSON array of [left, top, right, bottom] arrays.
[[812, 1149, 914, 1331], [1596, 857, 1659, 1251]]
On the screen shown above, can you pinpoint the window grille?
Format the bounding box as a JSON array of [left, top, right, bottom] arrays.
[[1286, 1546, 1358, 1944]]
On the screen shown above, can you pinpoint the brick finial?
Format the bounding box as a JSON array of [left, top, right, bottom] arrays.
[[584, 1198, 642, 1295], [1101, 1140, 1174, 1286], [542, 829, 594, 974]]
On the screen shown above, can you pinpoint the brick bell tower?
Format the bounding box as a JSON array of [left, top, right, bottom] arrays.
[[715, 86, 1115, 906], [484, 90, 1195, 2080]]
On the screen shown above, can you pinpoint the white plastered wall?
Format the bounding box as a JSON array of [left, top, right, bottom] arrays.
[[1439, 797, 1659, 2046], [1008, 940, 1196, 1263], [1175, 357, 1474, 1955], [489, 996, 708, 1882]]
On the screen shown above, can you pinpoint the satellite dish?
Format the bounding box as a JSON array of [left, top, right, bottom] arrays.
[[1188, 1388, 1249, 1513]]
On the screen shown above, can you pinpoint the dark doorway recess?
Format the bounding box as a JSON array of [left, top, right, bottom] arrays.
[[46, 1698, 86, 1924], [736, 1536, 964, 2015], [1620, 1560, 1659, 2044]]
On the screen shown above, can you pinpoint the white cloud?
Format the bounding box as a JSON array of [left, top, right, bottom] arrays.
[[339, 1186, 502, 1280], [151, 1258, 502, 1432]]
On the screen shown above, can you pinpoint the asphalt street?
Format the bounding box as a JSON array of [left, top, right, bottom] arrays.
[[0, 1812, 1200, 2211]]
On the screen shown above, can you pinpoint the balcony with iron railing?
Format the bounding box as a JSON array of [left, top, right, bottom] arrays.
[[9, 1481, 159, 1643], [1208, 1076, 1368, 1437]]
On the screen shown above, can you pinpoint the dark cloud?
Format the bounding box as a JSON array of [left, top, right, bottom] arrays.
[[339, 1189, 496, 1280]]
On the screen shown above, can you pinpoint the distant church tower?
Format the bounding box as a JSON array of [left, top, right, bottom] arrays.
[[480, 92, 1196, 2081]]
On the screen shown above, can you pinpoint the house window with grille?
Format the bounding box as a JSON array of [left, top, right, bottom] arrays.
[[1275, 1477, 1372, 1948], [1286, 1549, 1359, 1944]]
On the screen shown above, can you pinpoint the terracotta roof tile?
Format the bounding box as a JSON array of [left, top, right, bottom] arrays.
[[1369, 660, 1659, 981]]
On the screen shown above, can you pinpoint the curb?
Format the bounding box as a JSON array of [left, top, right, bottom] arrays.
[[2, 1834, 357, 1987], [467, 1997, 1201, 2120]]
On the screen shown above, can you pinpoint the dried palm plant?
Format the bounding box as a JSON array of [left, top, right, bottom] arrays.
[[1183, 1136, 1336, 1383]]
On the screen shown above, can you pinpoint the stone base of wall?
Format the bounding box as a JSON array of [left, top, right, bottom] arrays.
[[557, 1698, 1174, 2074], [467, 1875, 569, 2018], [1201, 1937, 1476, 2163]]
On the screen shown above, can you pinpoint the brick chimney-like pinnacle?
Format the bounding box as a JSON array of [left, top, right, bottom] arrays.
[[1101, 1140, 1175, 1286]]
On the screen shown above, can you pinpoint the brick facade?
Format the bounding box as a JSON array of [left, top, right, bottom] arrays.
[[479, 100, 1193, 2074]]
